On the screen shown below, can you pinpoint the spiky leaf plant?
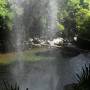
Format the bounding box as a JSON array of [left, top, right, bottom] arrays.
[[2, 80, 20, 90], [75, 64, 90, 90], [0, 80, 29, 90]]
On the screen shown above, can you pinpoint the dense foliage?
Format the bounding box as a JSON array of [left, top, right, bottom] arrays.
[[0, 0, 12, 30], [57, 0, 90, 40], [0, 0, 13, 53]]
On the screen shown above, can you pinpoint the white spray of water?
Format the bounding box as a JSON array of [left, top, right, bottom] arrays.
[[9, 0, 59, 89], [47, 0, 58, 39], [9, 0, 26, 87]]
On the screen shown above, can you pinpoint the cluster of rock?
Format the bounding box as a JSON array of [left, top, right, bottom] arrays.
[[23, 37, 64, 49]]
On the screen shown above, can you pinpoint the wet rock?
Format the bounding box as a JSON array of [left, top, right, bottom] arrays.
[[20, 37, 64, 49], [46, 38, 64, 47], [32, 38, 41, 44], [53, 38, 64, 46], [32, 43, 42, 48]]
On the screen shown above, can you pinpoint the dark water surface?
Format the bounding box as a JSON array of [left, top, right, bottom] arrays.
[[0, 48, 90, 90]]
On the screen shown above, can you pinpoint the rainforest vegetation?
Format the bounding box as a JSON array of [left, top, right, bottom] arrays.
[[0, 0, 90, 52]]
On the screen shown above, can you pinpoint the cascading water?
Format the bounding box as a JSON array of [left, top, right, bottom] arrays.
[[8, 0, 27, 88], [47, 0, 58, 39], [8, 0, 59, 90], [40, 0, 58, 39]]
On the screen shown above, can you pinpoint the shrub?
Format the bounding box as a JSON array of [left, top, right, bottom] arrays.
[[75, 64, 90, 90]]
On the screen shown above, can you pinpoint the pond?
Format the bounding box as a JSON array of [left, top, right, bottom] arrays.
[[0, 47, 90, 90]]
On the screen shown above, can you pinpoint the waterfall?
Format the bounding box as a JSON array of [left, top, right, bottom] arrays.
[[41, 0, 58, 39], [8, 0, 59, 89], [8, 0, 59, 49], [47, 0, 58, 39]]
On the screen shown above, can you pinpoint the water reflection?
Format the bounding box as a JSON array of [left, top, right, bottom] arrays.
[[0, 48, 90, 90]]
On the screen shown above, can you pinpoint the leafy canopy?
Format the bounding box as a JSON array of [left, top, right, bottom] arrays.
[[0, 0, 13, 30], [0, 0, 10, 16], [57, 0, 90, 39]]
